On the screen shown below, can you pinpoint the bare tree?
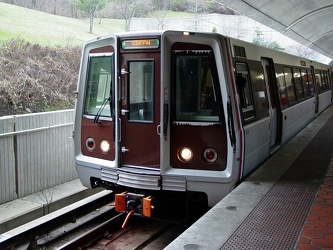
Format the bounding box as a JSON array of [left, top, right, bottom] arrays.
[[149, 2, 170, 29], [71, 0, 109, 33], [31, 0, 36, 9], [110, 0, 154, 31], [285, 44, 321, 61], [53, 0, 57, 14]]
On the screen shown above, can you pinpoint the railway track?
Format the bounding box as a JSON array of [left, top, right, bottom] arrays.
[[0, 191, 115, 249], [57, 213, 196, 250], [1, 190, 202, 250]]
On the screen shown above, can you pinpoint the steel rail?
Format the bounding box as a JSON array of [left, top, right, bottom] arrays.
[[0, 190, 114, 249], [58, 213, 125, 250]]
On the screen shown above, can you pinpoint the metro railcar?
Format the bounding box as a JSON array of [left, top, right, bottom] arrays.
[[73, 30, 332, 219]]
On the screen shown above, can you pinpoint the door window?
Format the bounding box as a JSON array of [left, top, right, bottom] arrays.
[[235, 62, 255, 120], [315, 71, 323, 93], [128, 60, 154, 122], [293, 68, 305, 100], [301, 69, 313, 98], [284, 67, 297, 104]]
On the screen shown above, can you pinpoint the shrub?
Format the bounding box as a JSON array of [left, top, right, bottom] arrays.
[[0, 39, 81, 116]]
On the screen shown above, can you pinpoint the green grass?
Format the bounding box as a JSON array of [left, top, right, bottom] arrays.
[[0, 3, 194, 47], [0, 2, 125, 46]]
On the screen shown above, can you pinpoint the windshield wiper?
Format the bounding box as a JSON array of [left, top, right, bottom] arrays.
[[93, 97, 110, 123]]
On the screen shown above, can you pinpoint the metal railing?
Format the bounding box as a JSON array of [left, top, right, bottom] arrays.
[[0, 110, 77, 205]]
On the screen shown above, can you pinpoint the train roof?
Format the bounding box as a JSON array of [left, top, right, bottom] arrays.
[[227, 36, 330, 70], [84, 30, 331, 70]]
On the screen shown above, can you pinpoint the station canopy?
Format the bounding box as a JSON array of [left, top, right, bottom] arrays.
[[218, 0, 333, 60]]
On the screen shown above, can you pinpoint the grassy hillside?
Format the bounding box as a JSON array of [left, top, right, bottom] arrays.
[[0, 2, 125, 46]]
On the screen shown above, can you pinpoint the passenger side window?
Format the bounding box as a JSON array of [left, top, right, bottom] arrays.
[[235, 63, 255, 121]]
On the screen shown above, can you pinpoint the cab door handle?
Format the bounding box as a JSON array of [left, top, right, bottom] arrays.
[[121, 109, 129, 115], [157, 124, 161, 136]]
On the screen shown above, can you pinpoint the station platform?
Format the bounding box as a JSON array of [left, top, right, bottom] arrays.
[[0, 179, 103, 234], [166, 104, 333, 250]]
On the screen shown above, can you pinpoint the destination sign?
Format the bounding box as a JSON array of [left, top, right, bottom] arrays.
[[121, 38, 160, 50]]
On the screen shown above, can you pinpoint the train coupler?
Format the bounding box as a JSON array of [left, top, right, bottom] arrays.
[[114, 192, 155, 218]]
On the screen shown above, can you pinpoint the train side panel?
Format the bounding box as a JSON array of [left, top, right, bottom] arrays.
[[318, 91, 332, 114], [229, 37, 332, 178], [281, 98, 315, 144]]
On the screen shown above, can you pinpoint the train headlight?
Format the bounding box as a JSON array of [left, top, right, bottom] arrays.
[[100, 140, 110, 153], [86, 137, 95, 151], [203, 148, 218, 163], [178, 147, 193, 162]]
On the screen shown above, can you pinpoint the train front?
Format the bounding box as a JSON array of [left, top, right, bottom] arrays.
[[74, 31, 238, 219]]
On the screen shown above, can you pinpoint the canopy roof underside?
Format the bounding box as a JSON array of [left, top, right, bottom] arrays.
[[218, 0, 333, 59]]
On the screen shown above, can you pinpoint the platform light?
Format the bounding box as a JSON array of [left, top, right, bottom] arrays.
[[100, 139, 110, 153], [178, 147, 193, 162], [86, 137, 95, 151]]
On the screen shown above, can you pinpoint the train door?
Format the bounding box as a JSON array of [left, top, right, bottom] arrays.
[[119, 52, 161, 168], [261, 58, 282, 152]]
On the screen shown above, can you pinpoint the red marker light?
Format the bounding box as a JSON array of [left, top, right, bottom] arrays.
[[203, 148, 217, 163], [86, 138, 95, 151]]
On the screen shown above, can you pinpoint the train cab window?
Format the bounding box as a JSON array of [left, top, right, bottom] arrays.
[[293, 68, 305, 100], [283, 67, 297, 104], [172, 50, 222, 123], [84, 53, 113, 119], [235, 63, 255, 120], [128, 60, 154, 122]]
